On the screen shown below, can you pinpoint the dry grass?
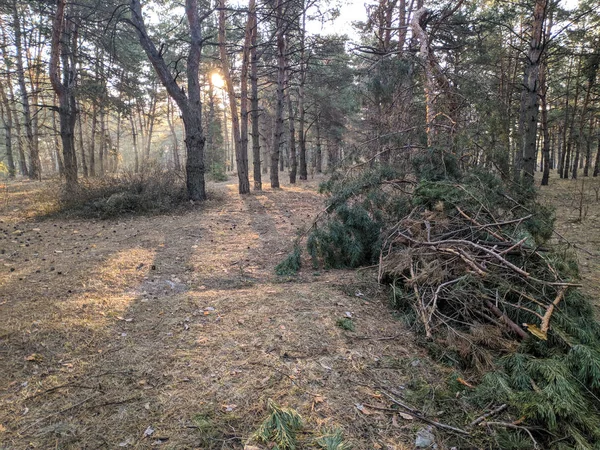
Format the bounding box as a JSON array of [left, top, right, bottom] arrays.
[[0, 177, 450, 449], [538, 171, 600, 308]]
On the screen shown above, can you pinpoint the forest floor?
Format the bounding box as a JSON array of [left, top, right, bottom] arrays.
[[0, 176, 447, 450], [1, 172, 599, 450], [538, 172, 600, 307]]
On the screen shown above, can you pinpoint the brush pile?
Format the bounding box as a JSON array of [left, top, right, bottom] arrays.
[[381, 178, 564, 359], [303, 165, 600, 448]]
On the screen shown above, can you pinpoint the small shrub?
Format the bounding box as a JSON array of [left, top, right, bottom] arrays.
[[336, 318, 355, 331], [45, 166, 187, 219], [209, 162, 228, 182]]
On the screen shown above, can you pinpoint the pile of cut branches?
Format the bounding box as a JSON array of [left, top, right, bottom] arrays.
[[299, 166, 600, 448], [381, 180, 571, 348]]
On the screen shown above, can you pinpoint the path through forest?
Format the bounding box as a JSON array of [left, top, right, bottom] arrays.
[[2, 174, 599, 449], [0, 179, 433, 449]]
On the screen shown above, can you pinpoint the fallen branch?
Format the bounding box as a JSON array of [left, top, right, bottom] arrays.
[[481, 421, 539, 449], [485, 300, 528, 339], [380, 390, 470, 435], [540, 286, 567, 334], [469, 404, 508, 427], [396, 232, 530, 277]]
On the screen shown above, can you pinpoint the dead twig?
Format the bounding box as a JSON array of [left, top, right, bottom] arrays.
[[469, 404, 508, 427], [481, 421, 539, 449], [484, 300, 528, 339], [20, 393, 99, 434], [380, 390, 470, 435]]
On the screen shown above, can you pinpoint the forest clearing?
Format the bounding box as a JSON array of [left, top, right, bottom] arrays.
[[2, 0, 600, 448], [0, 177, 449, 449], [0, 174, 598, 449]]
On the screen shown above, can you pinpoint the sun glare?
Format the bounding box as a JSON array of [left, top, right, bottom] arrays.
[[211, 72, 225, 88]]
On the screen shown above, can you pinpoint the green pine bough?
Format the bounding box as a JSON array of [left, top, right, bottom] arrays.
[[277, 156, 600, 448]]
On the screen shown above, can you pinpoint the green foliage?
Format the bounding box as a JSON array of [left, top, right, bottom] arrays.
[[301, 162, 600, 447], [336, 318, 355, 331], [45, 167, 187, 219], [253, 399, 303, 450], [307, 166, 410, 269], [209, 162, 228, 182], [275, 246, 302, 276], [412, 148, 461, 182], [316, 428, 352, 450]]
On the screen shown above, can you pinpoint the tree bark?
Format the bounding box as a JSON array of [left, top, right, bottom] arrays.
[[77, 102, 88, 177], [410, 7, 450, 148], [573, 74, 594, 179], [166, 97, 181, 171], [593, 126, 600, 177], [144, 82, 158, 160], [298, 2, 308, 180], [129, 0, 206, 200], [517, 0, 548, 187], [249, 0, 261, 190], [564, 56, 582, 178], [539, 7, 552, 186], [49, 0, 78, 192], [219, 0, 249, 194], [287, 80, 297, 183], [52, 104, 65, 176], [583, 115, 593, 177], [13, 2, 40, 180], [315, 115, 322, 173], [0, 80, 16, 177], [270, 0, 286, 188]]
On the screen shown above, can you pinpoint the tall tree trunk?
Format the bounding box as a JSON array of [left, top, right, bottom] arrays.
[[573, 76, 593, 179], [129, 106, 139, 173], [0, 80, 16, 177], [563, 56, 581, 178], [13, 2, 40, 180], [114, 111, 121, 173], [583, 116, 593, 177], [517, 0, 548, 186], [0, 38, 27, 176], [315, 115, 322, 173], [539, 6, 552, 186], [219, 0, 249, 193], [558, 66, 571, 178], [593, 128, 600, 177], [99, 107, 105, 175], [287, 82, 297, 184], [271, 0, 286, 188], [145, 82, 157, 160], [411, 7, 450, 148], [249, 0, 261, 190], [49, 0, 78, 192], [166, 97, 181, 171], [239, 0, 253, 193], [52, 105, 65, 176], [298, 2, 308, 181], [90, 102, 97, 176], [130, 0, 206, 200], [411, 8, 436, 147], [77, 102, 88, 178]]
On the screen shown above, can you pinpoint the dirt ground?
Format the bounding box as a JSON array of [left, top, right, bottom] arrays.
[[538, 172, 600, 306], [2, 172, 598, 450], [0, 177, 452, 450]]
